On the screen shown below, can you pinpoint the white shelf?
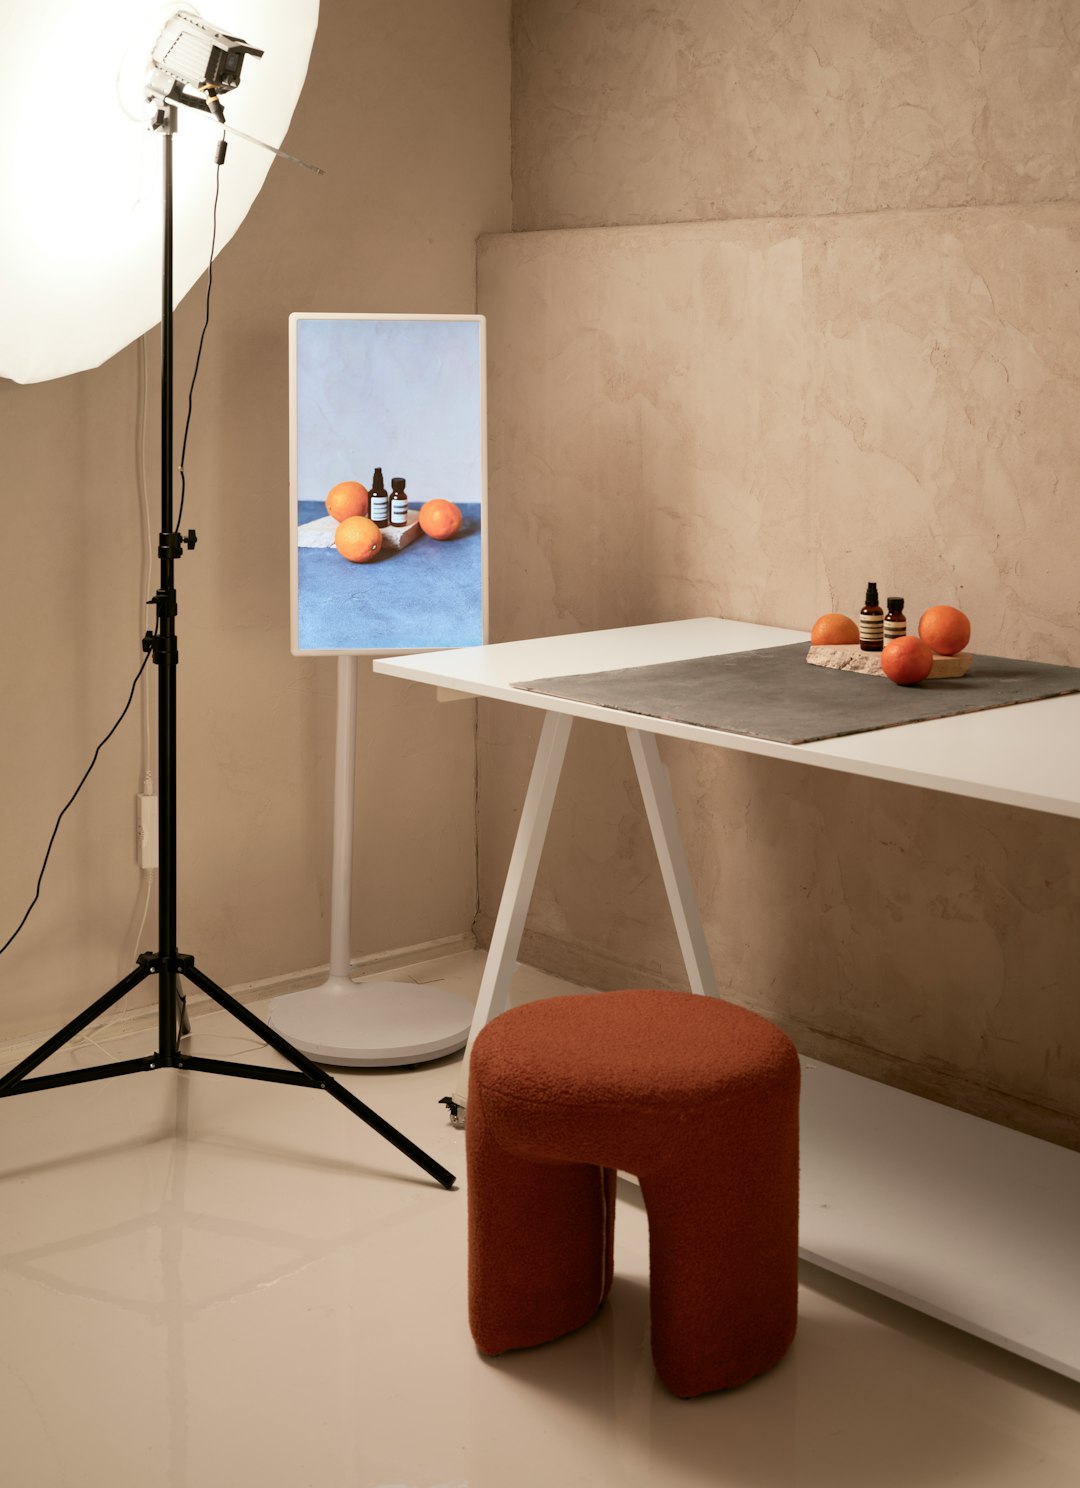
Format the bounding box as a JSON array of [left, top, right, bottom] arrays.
[[799, 1058, 1080, 1381]]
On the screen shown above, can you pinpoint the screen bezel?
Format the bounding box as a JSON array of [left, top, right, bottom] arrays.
[[288, 311, 488, 657]]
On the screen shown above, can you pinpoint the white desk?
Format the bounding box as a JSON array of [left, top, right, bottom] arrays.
[[374, 618, 1080, 1381]]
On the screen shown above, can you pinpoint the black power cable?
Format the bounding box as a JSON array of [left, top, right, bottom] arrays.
[[0, 138, 225, 963], [0, 645, 154, 958]]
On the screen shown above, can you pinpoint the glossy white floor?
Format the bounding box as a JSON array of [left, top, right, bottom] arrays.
[[1, 951, 1078, 1488]]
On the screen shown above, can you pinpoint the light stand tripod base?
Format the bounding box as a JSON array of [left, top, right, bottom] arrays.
[[266, 978, 471, 1067], [0, 110, 455, 1192]]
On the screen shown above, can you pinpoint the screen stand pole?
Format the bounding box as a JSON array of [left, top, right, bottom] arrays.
[[327, 655, 359, 984], [266, 655, 474, 1067]]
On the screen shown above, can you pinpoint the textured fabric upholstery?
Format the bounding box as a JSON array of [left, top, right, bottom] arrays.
[[466, 988, 800, 1397]]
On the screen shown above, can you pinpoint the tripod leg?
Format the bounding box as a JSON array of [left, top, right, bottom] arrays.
[[179, 963, 455, 1189], [0, 960, 155, 1096]]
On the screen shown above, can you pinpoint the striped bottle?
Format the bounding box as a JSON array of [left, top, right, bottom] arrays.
[[859, 582, 884, 651], [884, 597, 907, 643]]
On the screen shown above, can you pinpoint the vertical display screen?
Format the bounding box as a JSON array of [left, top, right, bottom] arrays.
[[289, 313, 486, 654]]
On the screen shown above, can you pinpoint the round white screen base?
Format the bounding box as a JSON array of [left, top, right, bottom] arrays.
[[266, 977, 472, 1067]]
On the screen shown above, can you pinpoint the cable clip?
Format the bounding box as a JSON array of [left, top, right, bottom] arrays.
[[142, 632, 179, 666]]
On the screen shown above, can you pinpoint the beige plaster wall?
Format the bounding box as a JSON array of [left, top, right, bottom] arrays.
[[478, 4, 1080, 1145], [0, 0, 511, 1044], [511, 0, 1080, 229]]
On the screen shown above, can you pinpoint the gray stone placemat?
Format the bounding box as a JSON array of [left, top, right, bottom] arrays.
[[512, 643, 1080, 746]]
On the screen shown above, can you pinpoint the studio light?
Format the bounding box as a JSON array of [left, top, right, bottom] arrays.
[[0, 1, 316, 384], [0, 2, 456, 1187], [146, 11, 263, 107]]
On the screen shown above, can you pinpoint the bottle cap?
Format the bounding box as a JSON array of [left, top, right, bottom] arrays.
[[391, 477, 406, 491], [887, 596, 903, 609], [865, 581, 879, 603]]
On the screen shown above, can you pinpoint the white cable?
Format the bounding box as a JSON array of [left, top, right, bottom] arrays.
[[137, 330, 154, 790], [68, 335, 157, 1055], [131, 326, 157, 971]]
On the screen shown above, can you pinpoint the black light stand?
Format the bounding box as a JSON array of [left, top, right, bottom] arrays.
[[0, 103, 455, 1191]]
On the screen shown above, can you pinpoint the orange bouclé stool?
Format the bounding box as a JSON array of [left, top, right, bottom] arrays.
[[466, 989, 800, 1398]]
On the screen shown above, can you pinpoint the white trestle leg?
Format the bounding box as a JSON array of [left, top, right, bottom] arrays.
[[448, 710, 573, 1112], [626, 728, 718, 999]]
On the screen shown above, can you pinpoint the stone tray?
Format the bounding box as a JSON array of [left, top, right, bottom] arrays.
[[807, 643, 971, 678], [298, 512, 421, 551]]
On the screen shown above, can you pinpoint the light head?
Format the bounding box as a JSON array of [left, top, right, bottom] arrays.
[[147, 11, 263, 115]]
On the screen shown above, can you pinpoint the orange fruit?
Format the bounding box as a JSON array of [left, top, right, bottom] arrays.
[[326, 480, 369, 522], [418, 499, 463, 541], [334, 515, 383, 563], [918, 604, 970, 656], [810, 612, 859, 645], [881, 635, 934, 686]]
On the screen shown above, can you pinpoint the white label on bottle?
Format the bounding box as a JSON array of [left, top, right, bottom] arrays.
[[391, 498, 407, 524], [370, 493, 389, 523], [883, 620, 907, 641], [859, 615, 884, 646]]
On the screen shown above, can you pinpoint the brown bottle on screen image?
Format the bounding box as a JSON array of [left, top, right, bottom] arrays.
[[390, 477, 408, 527], [369, 467, 389, 528]]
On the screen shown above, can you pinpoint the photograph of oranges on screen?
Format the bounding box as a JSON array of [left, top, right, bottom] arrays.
[[289, 313, 487, 654]]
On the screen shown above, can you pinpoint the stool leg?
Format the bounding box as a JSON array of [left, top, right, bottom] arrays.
[[467, 1094, 616, 1356], [638, 1097, 799, 1396]]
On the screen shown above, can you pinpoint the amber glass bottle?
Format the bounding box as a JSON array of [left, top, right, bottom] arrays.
[[859, 582, 884, 651], [884, 597, 907, 643]]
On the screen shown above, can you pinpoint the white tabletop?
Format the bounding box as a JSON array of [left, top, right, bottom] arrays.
[[373, 618, 1080, 820]]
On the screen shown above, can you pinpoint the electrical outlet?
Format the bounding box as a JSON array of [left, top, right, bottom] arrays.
[[136, 792, 158, 870]]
